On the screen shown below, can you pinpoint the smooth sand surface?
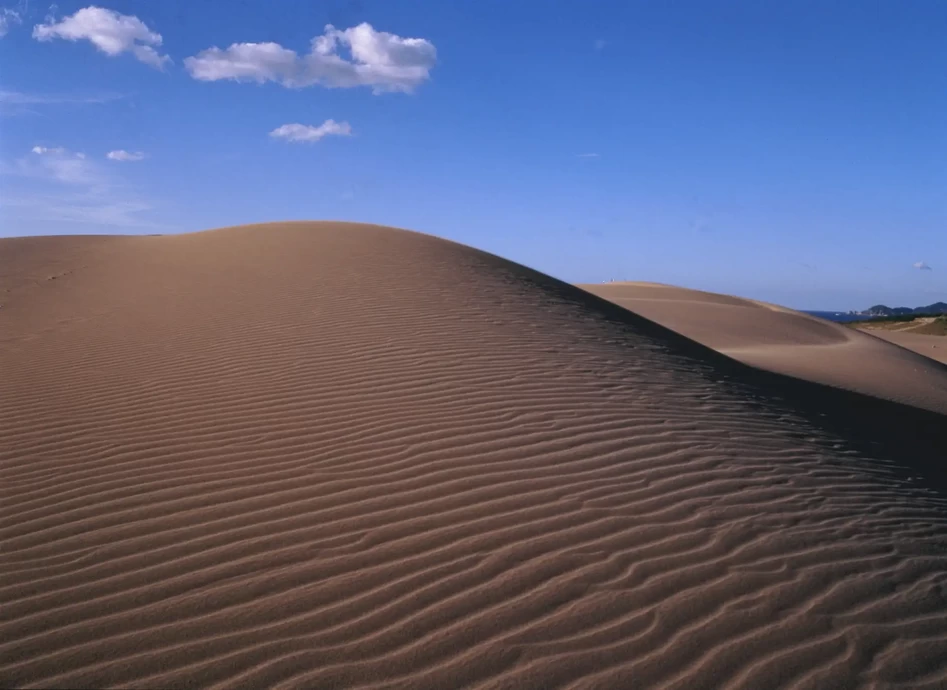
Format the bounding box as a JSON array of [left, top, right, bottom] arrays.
[[3, 223, 947, 689], [580, 282, 947, 416], [866, 331, 947, 365]]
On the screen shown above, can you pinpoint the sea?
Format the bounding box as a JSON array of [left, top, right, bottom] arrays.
[[802, 311, 871, 323]]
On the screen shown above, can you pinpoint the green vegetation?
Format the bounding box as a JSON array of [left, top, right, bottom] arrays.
[[847, 314, 947, 335], [917, 315, 947, 336]]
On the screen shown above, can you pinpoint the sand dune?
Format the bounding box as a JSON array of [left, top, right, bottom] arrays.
[[866, 331, 947, 365], [580, 282, 947, 416], [3, 222, 947, 689]]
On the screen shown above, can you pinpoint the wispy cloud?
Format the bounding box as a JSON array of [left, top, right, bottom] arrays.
[[2, 145, 160, 228], [0, 7, 22, 37], [577, 153, 600, 158], [593, 39, 606, 51], [106, 149, 146, 162], [2, 192, 158, 227], [22, 145, 102, 187], [0, 89, 126, 117], [185, 23, 436, 94], [33, 6, 171, 68], [914, 261, 933, 271], [269, 120, 352, 143], [0, 89, 124, 105], [30, 145, 66, 155]]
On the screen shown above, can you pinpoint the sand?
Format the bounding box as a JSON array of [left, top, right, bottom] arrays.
[[853, 317, 947, 337], [866, 331, 947, 365], [3, 222, 947, 689], [580, 282, 947, 416]]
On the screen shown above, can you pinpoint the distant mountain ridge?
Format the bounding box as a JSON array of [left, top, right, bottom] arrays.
[[862, 302, 947, 316]]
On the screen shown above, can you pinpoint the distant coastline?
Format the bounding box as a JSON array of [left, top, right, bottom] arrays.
[[802, 311, 874, 323], [805, 301, 947, 323]]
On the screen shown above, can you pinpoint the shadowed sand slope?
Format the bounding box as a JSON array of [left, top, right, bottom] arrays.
[[580, 282, 947, 416], [867, 331, 947, 365], [3, 222, 947, 690]]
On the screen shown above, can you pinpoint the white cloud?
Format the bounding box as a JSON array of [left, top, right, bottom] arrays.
[[106, 149, 146, 162], [0, 8, 22, 37], [914, 261, 933, 271], [185, 23, 436, 94], [269, 120, 352, 143], [187, 42, 297, 84], [32, 6, 170, 68]]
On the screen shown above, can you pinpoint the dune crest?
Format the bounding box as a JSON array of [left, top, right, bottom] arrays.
[[3, 222, 947, 689], [581, 281, 947, 416]]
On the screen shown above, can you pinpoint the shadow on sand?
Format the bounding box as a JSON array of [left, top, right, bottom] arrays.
[[501, 258, 947, 496]]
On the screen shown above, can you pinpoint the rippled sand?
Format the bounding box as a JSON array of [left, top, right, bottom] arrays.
[[3, 222, 947, 689]]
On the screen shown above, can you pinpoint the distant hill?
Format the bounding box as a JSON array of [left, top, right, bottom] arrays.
[[919, 301, 947, 314], [865, 305, 912, 316], [863, 302, 947, 316]]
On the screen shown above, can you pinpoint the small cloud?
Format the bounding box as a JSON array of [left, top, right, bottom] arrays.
[[31, 145, 66, 155], [577, 153, 600, 158], [32, 6, 171, 69], [593, 39, 606, 51], [914, 261, 933, 271], [185, 23, 435, 94], [106, 149, 146, 162], [0, 7, 22, 37], [269, 120, 352, 143]]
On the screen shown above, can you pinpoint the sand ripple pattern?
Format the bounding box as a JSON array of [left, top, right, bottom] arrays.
[[3, 223, 947, 689]]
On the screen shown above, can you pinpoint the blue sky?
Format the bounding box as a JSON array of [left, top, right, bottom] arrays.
[[1, 0, 943, 310]]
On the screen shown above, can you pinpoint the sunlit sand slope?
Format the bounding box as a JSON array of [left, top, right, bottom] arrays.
[[581, 282, 947, 415], [3, 223, 947, 689]]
